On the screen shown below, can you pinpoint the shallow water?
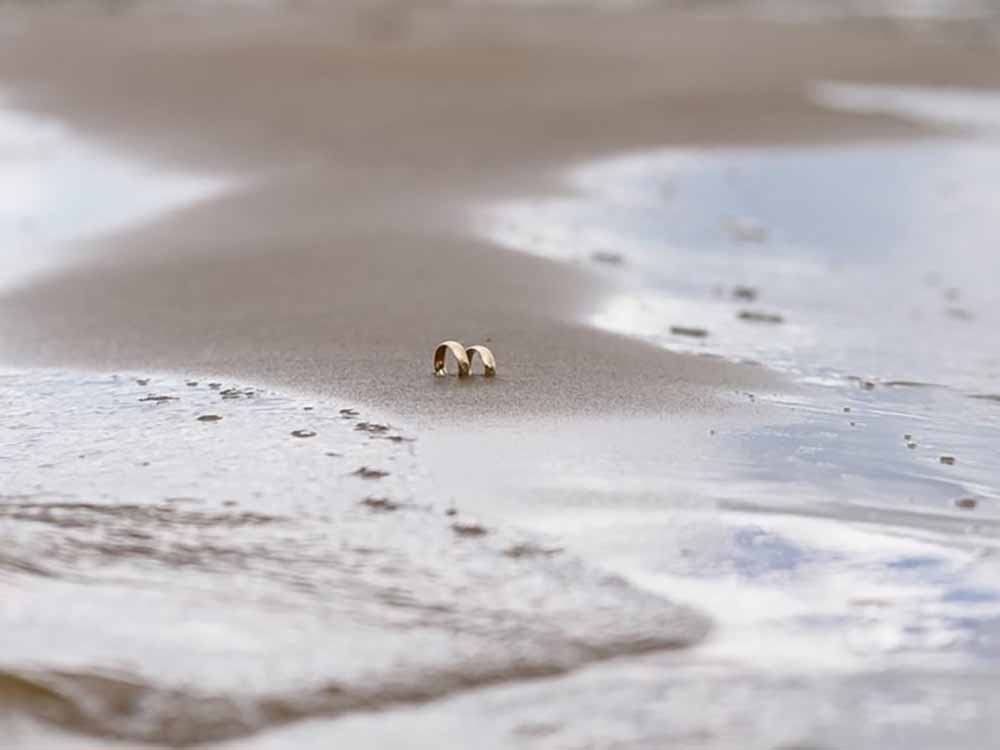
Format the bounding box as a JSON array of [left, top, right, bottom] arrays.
[[0, 102, 225, 292], [479, 82, 1000, 481], [0, 369, 705, 746], [456, 82, 1000, 745], [212, 399, 1000, 749]]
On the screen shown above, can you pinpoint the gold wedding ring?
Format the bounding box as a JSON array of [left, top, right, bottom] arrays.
[[434, 340, 470, 377], [434, 341, 496, 378], [465, 345, 496, 377]]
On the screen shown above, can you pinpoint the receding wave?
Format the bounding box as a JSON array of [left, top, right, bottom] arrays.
[[0, 492, 707, 746], [0, 598, 704, 746]]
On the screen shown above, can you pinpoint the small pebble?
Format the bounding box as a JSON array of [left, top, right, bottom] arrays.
[[946, 307, 974, 321], [940, 456, 956, 465], [504, 543, 561, 559], [353, 466, 389, 479], [379, 435, 413, 443], [452, 522, 488, 537], [732, 285, 758, 302], [670, 325, 709, 339], [220, 387, 255, 400], [955, 498, 978, 510], [291, 429, 317, 439], [906, 441, 917, 450], [360, 497, 399, 512], [591, 250, 624, 265], [197, 414, 222, 422], [139, 394, 177, 403], [737, 310, 783, 324]]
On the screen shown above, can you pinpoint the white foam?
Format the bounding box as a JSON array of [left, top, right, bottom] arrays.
[[0, 100, 228, 292], [814, 81, 1000, 133]]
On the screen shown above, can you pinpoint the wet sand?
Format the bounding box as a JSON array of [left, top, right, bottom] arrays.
[[2, 5, 1000, 420]]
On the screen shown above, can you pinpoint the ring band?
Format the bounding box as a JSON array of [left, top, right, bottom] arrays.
[[465, 345, 496, 377], [434, 340, 471, 377]]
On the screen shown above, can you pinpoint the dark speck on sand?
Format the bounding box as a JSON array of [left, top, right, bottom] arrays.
[[504, 543, 561, 559], [738, 310, 784, 324], [670, 326, 709, 339], [139, 394, 177, 403], [452, 522, 488, 537], [591, 250, 624, 265], [946, 307, 975, 321], [360, 497, 400, 512]]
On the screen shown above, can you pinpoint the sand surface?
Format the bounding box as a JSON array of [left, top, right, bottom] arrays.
[[2, 4, 1000, 420]]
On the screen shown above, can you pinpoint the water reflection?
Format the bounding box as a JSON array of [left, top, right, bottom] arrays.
[[0, 101, 226, 291], [481, 137, 1000, 390], [477, 83, 1000, 470], [464, 82, 1000, 704], [425, 402, 1000, 681]]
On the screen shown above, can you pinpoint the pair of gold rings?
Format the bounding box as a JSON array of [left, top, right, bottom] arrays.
[[434, 341, 496, 378]]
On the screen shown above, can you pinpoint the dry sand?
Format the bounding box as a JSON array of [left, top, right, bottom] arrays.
[[1, 4, 1000, 420]]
